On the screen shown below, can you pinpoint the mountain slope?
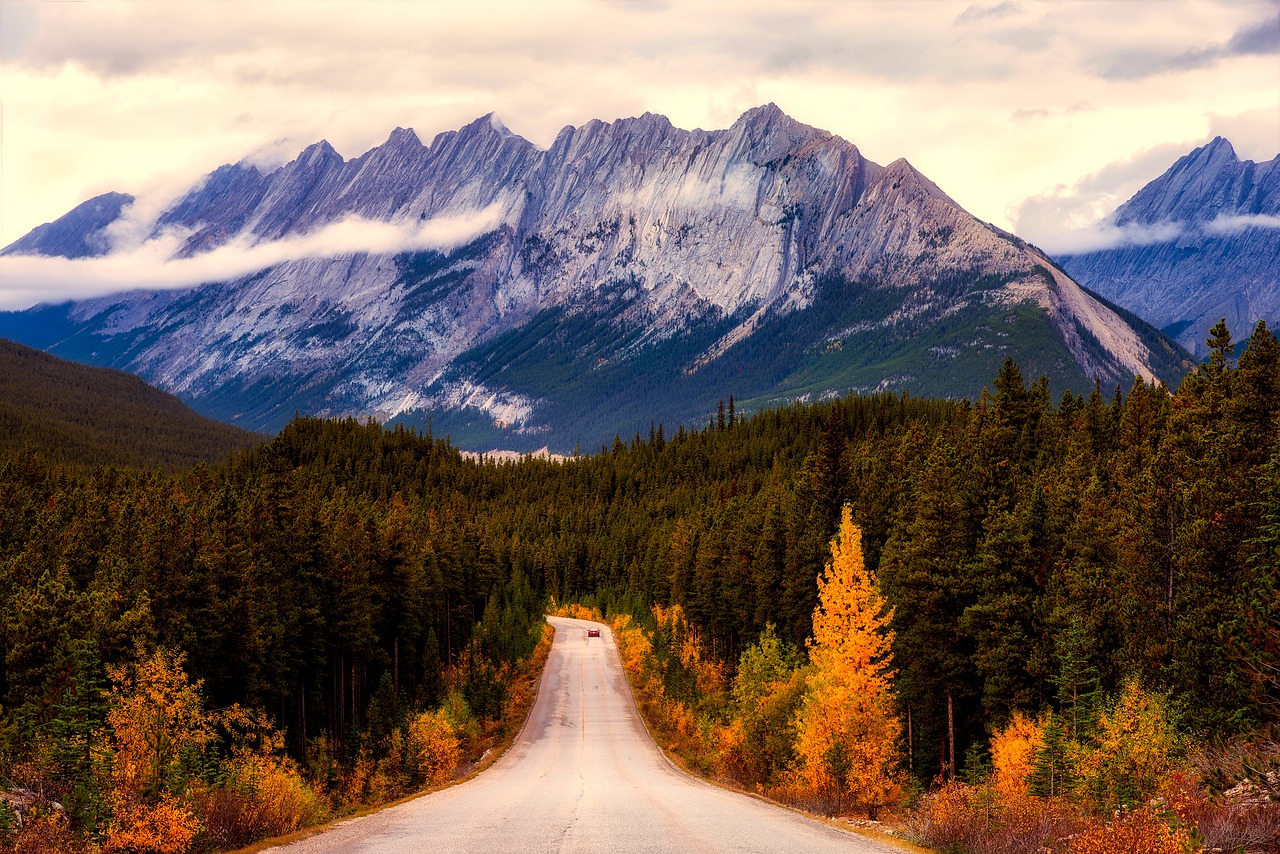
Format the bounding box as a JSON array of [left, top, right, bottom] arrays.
[[0, 338, 264, 468], [1, 106, 1190, 450], [1058, 138, 1280, 356]]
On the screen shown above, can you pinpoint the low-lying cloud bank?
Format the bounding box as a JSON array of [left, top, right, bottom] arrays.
[[0, 204, 507, 311], [1042, 212, 1280, 257]]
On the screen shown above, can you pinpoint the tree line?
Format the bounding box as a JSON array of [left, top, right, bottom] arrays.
[[1, 317, 1278, 850]]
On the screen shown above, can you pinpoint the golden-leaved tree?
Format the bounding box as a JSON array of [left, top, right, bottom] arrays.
[[794, 506, 903, 818]]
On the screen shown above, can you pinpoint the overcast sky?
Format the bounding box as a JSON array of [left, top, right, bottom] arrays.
[[0, 0, 1277, 308]]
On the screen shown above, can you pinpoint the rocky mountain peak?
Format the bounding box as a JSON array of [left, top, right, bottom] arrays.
[[1060, 136, 1279, 356], [384, 126, 423, 149], [0, 191, 135, 259], [1, 106, 1190, 447], [298, 139, 342, 168]]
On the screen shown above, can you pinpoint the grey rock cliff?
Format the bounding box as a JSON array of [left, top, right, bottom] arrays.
[[1, 105, 1190, 446], [1059, 138, 1280, 356]]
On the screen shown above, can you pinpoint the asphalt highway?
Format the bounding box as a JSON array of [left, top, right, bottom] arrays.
[[268, 616, 899, 853]]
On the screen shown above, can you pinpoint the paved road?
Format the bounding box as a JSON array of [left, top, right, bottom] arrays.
[[269, 616, 897, 853]]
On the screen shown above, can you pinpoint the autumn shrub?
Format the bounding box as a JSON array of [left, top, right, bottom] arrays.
[[1163, 768, 1280, 852], [4, 808, 92, 854], [904, 781, 1083, 854], [1069, 677, 1184, 812], [502, 624, 554, 725], [102, 793, 201, 854], [551, 603, 602, 622], [1068, 806, 1194, 854], [990, 712, 1044, 798], [406, 709, 461, 787]]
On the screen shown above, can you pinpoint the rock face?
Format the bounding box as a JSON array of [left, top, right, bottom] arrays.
[[0, 105, 1189, 450], [1059, 138, 1280, 356]]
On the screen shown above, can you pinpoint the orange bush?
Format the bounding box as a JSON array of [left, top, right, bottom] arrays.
[[102, 794, 201, 854], [990, 711, 1044, 797], [1070, 806, 1194, 854], [406, 709, 461, 786]]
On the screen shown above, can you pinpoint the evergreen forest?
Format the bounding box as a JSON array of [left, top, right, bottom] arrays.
[[2, 318, 1280, 851]]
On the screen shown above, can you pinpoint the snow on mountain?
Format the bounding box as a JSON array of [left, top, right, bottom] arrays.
[[0, 105, 1190, 449]]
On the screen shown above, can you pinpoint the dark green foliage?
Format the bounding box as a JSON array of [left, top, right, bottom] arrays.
[[0, 316, 1273, 820], [1029, 716, 1075, 797], [0, 338, 263, 469]]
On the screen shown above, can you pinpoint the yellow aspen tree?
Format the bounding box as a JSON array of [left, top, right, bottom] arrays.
[[794, 506, 903, 819], [990, 711, 1045, 797]]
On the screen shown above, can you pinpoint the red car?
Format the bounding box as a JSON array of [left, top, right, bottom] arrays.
[[587, 628, 600, 638]]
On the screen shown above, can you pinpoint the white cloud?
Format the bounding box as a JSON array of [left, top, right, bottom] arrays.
[[1205, 213, 1280, 235], [0, 204, 507, 311], [2, 0, 1278, 257], [1038, 221, 1185, 256]]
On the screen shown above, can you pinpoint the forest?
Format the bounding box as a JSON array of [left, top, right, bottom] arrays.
[[1, 317, 1278, 852]]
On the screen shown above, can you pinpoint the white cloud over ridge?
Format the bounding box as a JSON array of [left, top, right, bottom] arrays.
[[2, 0, 1278, 290], [1024, 212, 1280, 257], [1205, 213, 1280, 235], [0, 205, 507, 311]]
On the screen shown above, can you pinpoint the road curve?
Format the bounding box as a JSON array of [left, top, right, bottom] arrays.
[[269, 616, 898, 853]]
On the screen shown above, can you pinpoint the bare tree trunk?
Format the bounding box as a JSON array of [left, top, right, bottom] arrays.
[[907, 706, 914, 777], [947, 693, 956, 782]]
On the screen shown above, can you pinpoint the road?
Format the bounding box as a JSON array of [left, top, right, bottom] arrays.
[[269, 616, 899, 853]]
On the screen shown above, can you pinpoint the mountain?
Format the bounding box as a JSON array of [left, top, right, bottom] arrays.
[[0, 337, 264, 468], [0, 106, 1190, 451], [1058, 138, 1280, 356]]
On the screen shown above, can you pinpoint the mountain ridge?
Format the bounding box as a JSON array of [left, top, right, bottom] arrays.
[[0, 337, 264, 468], [1, 105, 1191, 449], [1059, 137, 1280, 355]]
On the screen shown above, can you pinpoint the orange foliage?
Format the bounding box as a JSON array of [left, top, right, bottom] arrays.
[[102, 794, 201, 854], [794, 507, 902, 818], [990, 711, 1045, 797], [5, 810, 88, 854], [406, 709, 461, 786], [551, 603, 602, 622], [1070, 807, 1195, 854], [105, 648, 214, 802]]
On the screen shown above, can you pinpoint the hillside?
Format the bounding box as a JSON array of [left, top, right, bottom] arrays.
[[0, 337, 264, 468]]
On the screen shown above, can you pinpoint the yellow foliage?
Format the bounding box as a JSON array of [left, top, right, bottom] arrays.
[[794, 507, 902, 818], [102, 794, 200, 854], [990, 711, 1045, 797], [406, 709, 461, 786], [225, 749, 324, 836], [551, 603, 602, 621], [1070, 807, 1194, 854], [105, 649, 214, 801], [1069, 676, 1183, 811]]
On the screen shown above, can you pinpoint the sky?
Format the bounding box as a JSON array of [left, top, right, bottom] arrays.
[[0, 0, 1277, 309]]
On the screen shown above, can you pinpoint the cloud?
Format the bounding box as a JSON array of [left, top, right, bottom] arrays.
[[1099, 10, 1280, 79], [1008, 142, 1193, 252], [1038, 221, 1184, 255], [1205, 213, 1280, 235], [0, 205, 507, 311], [955, 2, 1021, 25]]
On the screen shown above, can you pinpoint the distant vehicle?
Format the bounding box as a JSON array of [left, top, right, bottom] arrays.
[[587, 628, 600, 638]]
